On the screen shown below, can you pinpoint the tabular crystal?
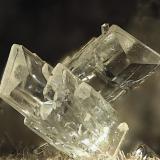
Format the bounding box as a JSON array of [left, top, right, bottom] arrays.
[[65, 25, 160, 103], [0, 44, 128, 159], [1, 24, 160, 159]]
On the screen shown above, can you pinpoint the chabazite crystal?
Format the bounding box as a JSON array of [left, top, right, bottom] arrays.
[[0, 24, 160, 159]]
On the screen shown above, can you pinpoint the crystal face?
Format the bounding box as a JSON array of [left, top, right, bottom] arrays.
[[0, 45, 53, 117], [0, 24, 160, 159], [0, 44, 128, 159], [65, 25, 160, 103]]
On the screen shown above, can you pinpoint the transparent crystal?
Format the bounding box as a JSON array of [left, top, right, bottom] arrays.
[[0, 44, 128, 159], [0, 45, 53, 116], [65, 25, 160, 103], [1, 24, 160, 159]]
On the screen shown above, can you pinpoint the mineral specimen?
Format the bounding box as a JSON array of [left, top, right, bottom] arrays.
[[65, 25, 160, 103], [0, 24, 160, 159], [0, 44, 128, 159]]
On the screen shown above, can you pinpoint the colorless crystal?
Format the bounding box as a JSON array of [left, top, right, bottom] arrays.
[[65, 25, 160, 103], [0, 44, 128, 159], [1, 24, 160, 159]]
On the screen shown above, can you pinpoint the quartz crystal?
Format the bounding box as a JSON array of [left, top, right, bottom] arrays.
[[0, 24, 160, 159]]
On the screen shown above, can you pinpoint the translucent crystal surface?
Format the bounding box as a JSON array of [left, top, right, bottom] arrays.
[[65, 25, 160, 103], [0, 45, 53, 117], [1, 24, 160, 159], [0, 44, 128, 159]]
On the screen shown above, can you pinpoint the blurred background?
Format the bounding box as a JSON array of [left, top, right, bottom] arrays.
[[1, 0, 160, 157]]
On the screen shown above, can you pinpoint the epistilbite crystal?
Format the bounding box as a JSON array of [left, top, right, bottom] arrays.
[[1, 24, 160, 159], [0, 44, 128, 159], [65, 25, 160, 103], [0, 45, 53, 117]]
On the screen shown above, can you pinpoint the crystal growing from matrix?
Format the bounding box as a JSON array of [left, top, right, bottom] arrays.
[[1, 24, 160, 159]]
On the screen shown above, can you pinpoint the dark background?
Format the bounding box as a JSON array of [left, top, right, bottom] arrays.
[[1, 0, 160, 71], [1, 0, 160, 156]]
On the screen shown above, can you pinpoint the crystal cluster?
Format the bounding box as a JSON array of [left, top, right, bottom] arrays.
[[0, 24, 160, 159], [64, 25, 160, 103]]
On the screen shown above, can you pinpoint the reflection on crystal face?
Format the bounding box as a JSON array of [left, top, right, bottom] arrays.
[[66, 25, 160, 103], [0, 45, 53, 117], [0, 44, 128, 159], [1, 24, 160, 159]]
